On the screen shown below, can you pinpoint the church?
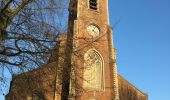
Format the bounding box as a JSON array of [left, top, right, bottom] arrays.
[[5, 0, 148, 100]]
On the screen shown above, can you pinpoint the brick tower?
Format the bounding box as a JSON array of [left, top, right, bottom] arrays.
[[61, 0, 119, 100]]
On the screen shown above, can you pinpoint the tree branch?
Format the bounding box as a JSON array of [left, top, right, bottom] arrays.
[[1, 0, 14, 13], [0, 59, 22, 66], [12, 0, 34, 17]]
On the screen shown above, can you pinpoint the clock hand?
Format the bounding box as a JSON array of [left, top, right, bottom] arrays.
[[92, 30, 96, 33]]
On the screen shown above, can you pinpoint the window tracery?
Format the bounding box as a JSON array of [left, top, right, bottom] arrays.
[[83, 49, 103, 90]]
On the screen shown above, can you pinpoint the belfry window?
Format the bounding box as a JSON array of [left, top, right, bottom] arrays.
[[89, 0, 98, 10], [83, 49, 103, 90]]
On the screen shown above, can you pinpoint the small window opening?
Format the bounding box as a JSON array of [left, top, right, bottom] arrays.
[[32, 90, 45, 100], [89, 0, 98, 10]]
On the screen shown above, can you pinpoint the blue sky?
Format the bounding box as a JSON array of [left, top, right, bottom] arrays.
[[109, 0, 170, 100]]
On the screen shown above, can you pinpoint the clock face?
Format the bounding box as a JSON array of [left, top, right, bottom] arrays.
[[86, 25, 100, 38]]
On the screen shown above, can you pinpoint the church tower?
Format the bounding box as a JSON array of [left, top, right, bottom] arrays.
[[61, 0, 119, 100], [4, 0, 148, 100], [5, 1, 148, 100]]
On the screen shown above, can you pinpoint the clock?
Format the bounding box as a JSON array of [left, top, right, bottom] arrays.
[[86, 24, 100, 38]]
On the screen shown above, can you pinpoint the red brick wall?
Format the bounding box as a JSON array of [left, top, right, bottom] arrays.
[[118, 75, 148, 100]]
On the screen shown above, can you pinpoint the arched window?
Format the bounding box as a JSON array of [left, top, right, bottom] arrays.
[[32, 90, 45, 100], [83, 49, 103, 90], [89, 0, 98, 10]]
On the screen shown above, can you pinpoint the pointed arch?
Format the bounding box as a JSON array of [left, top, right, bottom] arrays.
[[83, 49, 104, 90], [31, 89, 45, 100]]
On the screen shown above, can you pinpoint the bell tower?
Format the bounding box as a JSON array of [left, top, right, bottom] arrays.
[[61, 0, 119, 100]]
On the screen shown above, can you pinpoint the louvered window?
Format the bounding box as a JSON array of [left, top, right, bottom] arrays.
[[89, 0, 98, 10]]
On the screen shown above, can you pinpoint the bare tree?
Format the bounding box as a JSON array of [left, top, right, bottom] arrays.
[[0, 0, 69, 95], [0, 1, 113, 100]]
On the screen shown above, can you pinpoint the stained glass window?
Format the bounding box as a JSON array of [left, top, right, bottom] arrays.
[[83, 49, 103, 90]]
